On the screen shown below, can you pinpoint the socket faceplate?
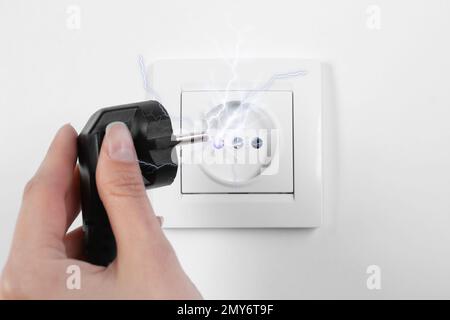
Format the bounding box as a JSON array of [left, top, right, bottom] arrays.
[[149, 59, 322, 228]]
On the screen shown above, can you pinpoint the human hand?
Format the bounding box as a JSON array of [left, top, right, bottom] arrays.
[[0, 122, 202, 299]]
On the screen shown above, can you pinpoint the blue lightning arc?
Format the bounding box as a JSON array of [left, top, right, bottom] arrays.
[[136, 53, 308, 169], [204, 69, 308, 142], [138, 159, 177, 172], [138, 54, 162, 105]]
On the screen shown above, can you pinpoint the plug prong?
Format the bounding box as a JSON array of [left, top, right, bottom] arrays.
[[173, 132, 209, 146]]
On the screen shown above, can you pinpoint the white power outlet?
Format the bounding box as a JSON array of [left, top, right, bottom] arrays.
[[149, 59, 322, 228], [181, 90, 293, 194]]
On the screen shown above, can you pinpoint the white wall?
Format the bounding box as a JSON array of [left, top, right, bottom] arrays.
[[1, 0, 450, 299]]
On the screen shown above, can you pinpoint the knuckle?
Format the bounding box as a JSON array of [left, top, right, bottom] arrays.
[[22, 177, 59, 203], [0, 264, 26, 299], [101, 170, 145, 198], [1, 259, 61, 299], [22, 177, 39, 199]]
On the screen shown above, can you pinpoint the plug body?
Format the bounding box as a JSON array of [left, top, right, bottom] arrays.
[[78, 100, 178, 266]]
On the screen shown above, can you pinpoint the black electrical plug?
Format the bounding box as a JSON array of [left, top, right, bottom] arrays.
[[78, 100, 206, 266]]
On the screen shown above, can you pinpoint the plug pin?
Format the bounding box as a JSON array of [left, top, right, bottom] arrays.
[[173, 132, 209, 146]]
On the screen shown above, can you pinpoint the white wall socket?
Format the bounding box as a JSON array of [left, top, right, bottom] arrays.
[[181, 90, 293, 194], [148, 59, 322, 228]]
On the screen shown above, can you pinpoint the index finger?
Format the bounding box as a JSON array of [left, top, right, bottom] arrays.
[[16, 124, 79, 249]]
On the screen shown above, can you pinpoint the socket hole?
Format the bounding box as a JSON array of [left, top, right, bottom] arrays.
[[212, 138, 225, 149], [251, 137, 263, 149], [232, 137, 244, 149]]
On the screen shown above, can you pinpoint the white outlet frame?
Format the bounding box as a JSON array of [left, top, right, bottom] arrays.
[[180, 90, 294, 194], [148, 59, 322, 228]]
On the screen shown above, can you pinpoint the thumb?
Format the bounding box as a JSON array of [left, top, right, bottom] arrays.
[[96, 122, 167, 263]]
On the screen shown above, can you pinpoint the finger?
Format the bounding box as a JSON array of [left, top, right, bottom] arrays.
[[96, 122, 169, 263], [64, 226, 84, 259], [64, 166, 81, 229], [37, 124, 78, 194], [19, 124, 79, 244]]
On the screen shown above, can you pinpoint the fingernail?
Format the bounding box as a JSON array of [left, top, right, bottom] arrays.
[[105, 122, 136, 162]]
